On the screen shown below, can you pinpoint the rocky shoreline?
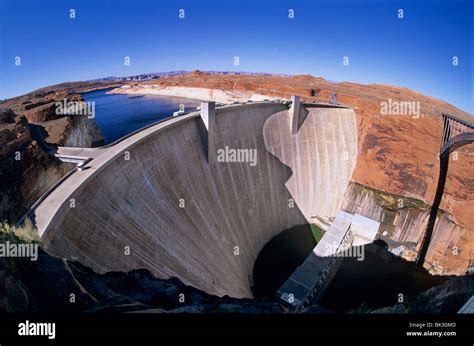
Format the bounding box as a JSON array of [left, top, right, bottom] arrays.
[[108, 84, 273, 104], [0, 81, 120, 222]]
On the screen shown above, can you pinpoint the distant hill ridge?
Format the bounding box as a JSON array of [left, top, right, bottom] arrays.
[[88, 70, 291, 82]]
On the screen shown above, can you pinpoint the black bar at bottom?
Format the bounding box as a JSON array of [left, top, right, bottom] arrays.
[[0, 313, 472, 345]]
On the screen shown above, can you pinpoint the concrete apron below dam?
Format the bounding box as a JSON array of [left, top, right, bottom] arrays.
[[32, 98, 359, 299]]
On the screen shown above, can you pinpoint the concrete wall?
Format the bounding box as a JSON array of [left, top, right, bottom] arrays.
[[264, 106, 358, 229], [342, 182, 469, 275], [37, 102, 357, 298]]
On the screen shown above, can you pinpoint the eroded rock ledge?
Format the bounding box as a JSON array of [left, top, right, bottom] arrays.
[[1, 249, 472, 314]]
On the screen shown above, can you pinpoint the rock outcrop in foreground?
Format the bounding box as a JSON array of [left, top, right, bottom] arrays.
[[1, 249, 284, 313], [1, 247, 472, 314], [365, 275, 474, 314]]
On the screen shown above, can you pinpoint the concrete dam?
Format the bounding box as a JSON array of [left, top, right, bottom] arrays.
[[33, 99, 358, 299]]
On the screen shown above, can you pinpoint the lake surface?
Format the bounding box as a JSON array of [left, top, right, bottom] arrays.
[[83, 89, 202, 144]]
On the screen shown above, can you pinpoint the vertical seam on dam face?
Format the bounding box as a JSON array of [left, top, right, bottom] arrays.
[[34, 102, 357, 299]]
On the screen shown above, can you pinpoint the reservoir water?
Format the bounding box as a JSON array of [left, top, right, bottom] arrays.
[[83, 89, 201, 144]]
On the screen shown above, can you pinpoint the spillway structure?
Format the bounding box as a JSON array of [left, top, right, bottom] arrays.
[[32, 98, 358, 299]]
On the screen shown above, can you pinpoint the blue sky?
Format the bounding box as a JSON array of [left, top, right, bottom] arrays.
[[0, 0, 472, 113]]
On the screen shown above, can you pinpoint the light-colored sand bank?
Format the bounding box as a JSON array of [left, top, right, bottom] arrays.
[[108, 85, 277, 103]]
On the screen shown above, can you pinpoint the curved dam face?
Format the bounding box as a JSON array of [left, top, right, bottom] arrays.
[[264, 106, 357, 228], [35, 101, 357, 298]]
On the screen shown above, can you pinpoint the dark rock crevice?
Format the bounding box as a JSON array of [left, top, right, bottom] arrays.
[[1, 248, 472, 314]]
